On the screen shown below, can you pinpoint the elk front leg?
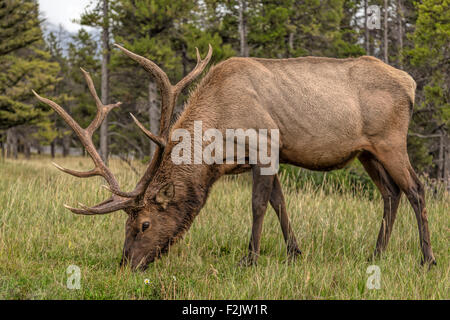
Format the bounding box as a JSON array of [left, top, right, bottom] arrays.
[[269, 175, 301, 260], [240, 165, 275, 266]]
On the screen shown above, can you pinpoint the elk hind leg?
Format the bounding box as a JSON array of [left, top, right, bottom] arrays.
[[374, 146, 436, 266]]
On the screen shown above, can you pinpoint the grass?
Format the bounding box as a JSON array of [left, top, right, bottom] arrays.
[[0, 156, 448, 299]]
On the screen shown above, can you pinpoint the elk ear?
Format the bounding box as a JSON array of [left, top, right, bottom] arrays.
[[155, 182, 175, 209]]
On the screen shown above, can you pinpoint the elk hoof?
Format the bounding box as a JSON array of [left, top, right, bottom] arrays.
[[238, 255, 257, 267], [420, 258, 437, 269], [287, 247, 302, 263], [367, 250, 382, 262]]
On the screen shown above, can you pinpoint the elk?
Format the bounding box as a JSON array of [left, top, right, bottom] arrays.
[[33, 45, 436, 270]]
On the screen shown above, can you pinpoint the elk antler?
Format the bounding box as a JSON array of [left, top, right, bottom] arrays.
[[114, 43, 213, 139], [33, 44, 213, 215], [129, 113, 165, 148], [32, 68, 136, 215], [112, 43, 213, 199]]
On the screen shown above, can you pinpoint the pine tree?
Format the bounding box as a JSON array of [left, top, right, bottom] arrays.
[[0, 0, 59, 129], [406, 0, 449, 180], [209, 0, 364, 59], [0, 0, 60, 158]]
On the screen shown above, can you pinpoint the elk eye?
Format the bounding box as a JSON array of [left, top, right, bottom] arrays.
[[142, 222, 150, 232]]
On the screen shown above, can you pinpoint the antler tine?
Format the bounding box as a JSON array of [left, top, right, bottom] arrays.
[[114, 43, 213, 138], [113, 44, 171, 98], [80, 67, 102, 109], [163, 44, 213, 134], [80, 68, 122, 135], [114, 43, 175, 138], [98, 141, 164, 199], [63, 196, 134, 215], [129, 113, 166, 148], [173, 44, 213, 96], [32, 90, 85, 138], [52, 162, 99, 178]]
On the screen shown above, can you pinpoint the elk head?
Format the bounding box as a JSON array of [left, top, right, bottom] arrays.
[[33, 44, 213, 270]]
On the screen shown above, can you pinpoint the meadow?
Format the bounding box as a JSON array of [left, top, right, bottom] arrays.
[[0, 156, 448, 299]]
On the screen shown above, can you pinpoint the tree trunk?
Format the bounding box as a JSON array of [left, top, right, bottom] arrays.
[[437, 131, 444, 182], [0, 133, 4, 160], [182, 43, 188, 77], [364, 0, 369, 54], [62, 134, 70, 157], [51, 140, 56, 158], [384, 0, 389, 63], [100, 0, 110, 164], [397, 0, 403, 68], [14, 130, 19, 159], [288, 32, 294, 57], [238, 0, 249, 57], [24, 141, 31, 159], [148, 80, 160, 158], [6, 128, 18, 159], [444, 137, 449, 188]]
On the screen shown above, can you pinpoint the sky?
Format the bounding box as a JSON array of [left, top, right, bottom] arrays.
[[38, 0, 93, 33]]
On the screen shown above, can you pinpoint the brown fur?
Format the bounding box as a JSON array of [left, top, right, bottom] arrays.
[[121, 55, 435, 269]]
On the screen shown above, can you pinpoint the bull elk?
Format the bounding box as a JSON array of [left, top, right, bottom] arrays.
[[33, 44, 436, 270]]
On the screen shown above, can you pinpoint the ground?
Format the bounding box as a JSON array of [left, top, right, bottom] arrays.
[[0, 156, 448, 299]]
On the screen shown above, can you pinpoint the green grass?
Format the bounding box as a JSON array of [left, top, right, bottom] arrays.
[[0, 156, 448, 299]]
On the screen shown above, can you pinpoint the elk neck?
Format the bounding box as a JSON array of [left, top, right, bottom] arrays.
[[147, 141, 224, 243]]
